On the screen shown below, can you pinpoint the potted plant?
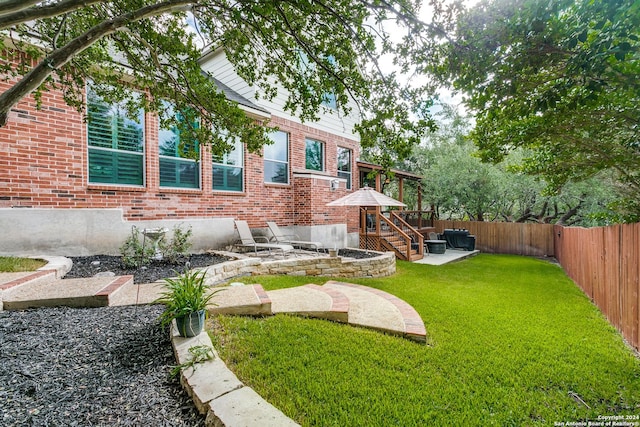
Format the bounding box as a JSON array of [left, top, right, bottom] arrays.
[[156, 268, 221, 337]]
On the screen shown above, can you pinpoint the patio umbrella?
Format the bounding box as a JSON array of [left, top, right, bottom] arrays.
[[326, 186, 406, 208], [326, 186, 406, 251]]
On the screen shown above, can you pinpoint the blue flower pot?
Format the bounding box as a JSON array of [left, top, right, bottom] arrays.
[[175, 310, 206, 337]]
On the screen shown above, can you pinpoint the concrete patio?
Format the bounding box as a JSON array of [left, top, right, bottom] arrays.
[[414, 248, 480, 266]]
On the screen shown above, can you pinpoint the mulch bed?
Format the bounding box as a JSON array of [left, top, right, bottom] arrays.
[[337, 249, 379, 259], [64, 253, 230, 284], [0, 305, 205, 426]]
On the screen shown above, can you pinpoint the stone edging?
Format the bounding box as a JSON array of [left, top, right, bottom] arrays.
[[200, 250, 396, 284], [170, 325, 299, 427]]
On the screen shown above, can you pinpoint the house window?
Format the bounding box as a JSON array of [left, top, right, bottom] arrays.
[[337, 147, 352, 189], [87, 84, 144, 185], [159, 103, 200, 189], [213, 138, 244, 192], [322, 91, 337, 110], [264, 131, 289, 184], [299, 51, 338, 110], [305, 138, 324, 171]]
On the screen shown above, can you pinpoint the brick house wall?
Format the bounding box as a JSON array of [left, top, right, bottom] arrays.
[[0, 54, 362, 254]]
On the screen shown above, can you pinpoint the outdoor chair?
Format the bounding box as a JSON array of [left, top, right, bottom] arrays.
[[266, 221, 323, 253], [233, 220, 293, 257]]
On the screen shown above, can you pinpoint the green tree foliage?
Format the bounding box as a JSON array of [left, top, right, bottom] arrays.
[[397, 105, 619, 226], [431, 0, 640, 222], [0, 0, 442, 162]]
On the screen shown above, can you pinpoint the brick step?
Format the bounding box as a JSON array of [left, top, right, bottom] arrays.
[[2, 275, 133, 310], [0, 270, 58, 293], [209, 281, 426, 342], [323, 281, 426, 342]]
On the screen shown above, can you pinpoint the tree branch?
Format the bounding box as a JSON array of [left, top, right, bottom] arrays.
[[0, 0, 194, 126], [0, 0, 104, 30], [0, 0, 42, 18]]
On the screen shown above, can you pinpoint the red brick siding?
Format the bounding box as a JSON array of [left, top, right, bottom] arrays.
[[1, 57, 360, 231]]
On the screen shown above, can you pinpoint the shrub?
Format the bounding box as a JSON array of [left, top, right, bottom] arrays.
[[119, 224, 193, 267], [120, 226, 156, 267], [162, 224, 193, 263]]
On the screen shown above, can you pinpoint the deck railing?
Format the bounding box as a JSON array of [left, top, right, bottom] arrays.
[[359, 209, 423, 261], [393, 210, 434, 230]]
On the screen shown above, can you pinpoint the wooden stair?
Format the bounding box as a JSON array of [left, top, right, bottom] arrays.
[[380, 232, 423, 262]]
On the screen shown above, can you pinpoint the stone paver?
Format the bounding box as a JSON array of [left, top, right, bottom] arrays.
[[268, 284, 349, 323], [108, 281, 165, 306], [206, 386, 299, 427], [338, 281, 426, 341], [323, 281, 406, 336], [171, 326, 298, 427], [209, 284, 271, 316], [0, 270, 57, 291]]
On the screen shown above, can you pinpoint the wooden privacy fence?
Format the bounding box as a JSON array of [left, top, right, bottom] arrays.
[[433, 220, 555, 257], [554, 223, 640, 351]]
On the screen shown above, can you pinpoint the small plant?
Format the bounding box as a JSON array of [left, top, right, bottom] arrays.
[[170, 345, 215, 377], [156, 268, 222, 328], [162, 224, 193, 263], [120, 226, 156, 267]]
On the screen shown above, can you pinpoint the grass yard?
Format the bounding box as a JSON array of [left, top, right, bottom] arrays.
[[0, 256, 46, 272], [210, 254, 640, 426]]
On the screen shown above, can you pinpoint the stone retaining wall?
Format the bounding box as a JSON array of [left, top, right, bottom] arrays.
[[201, 250, 395, 285]]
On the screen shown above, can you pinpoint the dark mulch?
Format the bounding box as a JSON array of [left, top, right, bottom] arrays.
[[0, 305, 205, 427], [65, 253, 230, 283], [337, 248, 378, 259]]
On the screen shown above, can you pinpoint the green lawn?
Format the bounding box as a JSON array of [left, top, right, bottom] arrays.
[[0, 256, 46, 272], [210, 254, 640, 426]]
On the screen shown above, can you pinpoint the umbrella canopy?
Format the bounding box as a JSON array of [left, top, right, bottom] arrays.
[[326, 186, 406, 207]]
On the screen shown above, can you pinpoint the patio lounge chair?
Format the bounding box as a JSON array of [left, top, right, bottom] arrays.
[[266, 221, 323, 253], [234, 220, 293, 257]]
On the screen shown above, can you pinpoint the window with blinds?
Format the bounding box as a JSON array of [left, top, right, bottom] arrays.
[[212, 138, 243, 192], [158, 102, 200, 189], [87, 84, 144, 185]]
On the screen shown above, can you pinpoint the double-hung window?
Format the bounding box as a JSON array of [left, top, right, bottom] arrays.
[[158, 103, 200, 189], [337, 147, 352, 189], [305, 138, 325, 171], [298, 51, 338, 110], [87, 84, 144, 185], [264, 131, 289, 184], [213, 138, 244, 192]]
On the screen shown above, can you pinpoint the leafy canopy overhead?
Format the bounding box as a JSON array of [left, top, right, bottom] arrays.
[[432, 0, 640, 221], [0, 0, 446, 161], [394, 105, 617, 226]]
